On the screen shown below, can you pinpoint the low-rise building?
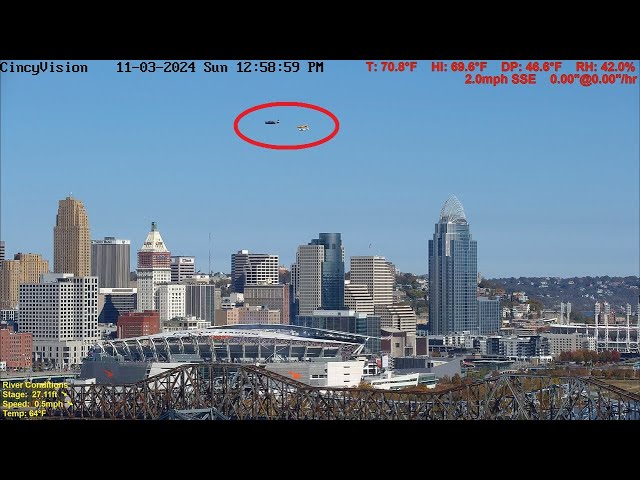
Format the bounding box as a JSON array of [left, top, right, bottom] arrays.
[[0, 327, 32, 369], [367, 371, 437, 390], [162, 316, 210, 332], [264, 359, 365, 388], [541, 332, 596, 357], [293, 310, 381, 354], [117, 311, 161, 339], [215, 305, 280, 326]]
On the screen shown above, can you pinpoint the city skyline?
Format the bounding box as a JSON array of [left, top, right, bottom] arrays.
[[1, 60, 638, 277], [2, 197, 640, 279]]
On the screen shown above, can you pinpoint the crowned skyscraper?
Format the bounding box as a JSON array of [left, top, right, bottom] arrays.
[[428, 196, 478, 335], [54, 196, 91, 277], [136, 222, 171, 311]]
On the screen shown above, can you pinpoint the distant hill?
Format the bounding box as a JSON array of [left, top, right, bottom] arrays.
[[482, 276, 639, 317]]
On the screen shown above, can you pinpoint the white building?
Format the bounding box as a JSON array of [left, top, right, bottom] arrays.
[[18, 273, 98, 367], [443, 331, 474, 349], [265, 360, 365, 388], [136, 222, 171, 311], [156, 283, 186, 321], [367, 371, 437, 390], [0, 309, 17, 322]]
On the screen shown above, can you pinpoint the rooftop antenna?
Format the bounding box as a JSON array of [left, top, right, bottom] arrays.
[[208, 232, 212, 276]]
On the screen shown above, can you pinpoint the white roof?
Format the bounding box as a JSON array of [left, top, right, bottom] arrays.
[[140, 223, 169, 252]]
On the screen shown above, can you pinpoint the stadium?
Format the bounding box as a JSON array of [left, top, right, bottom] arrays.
[[81, 324, 368, 384]]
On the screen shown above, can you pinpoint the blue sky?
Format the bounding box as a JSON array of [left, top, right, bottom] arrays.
[[1, 60, 638, 277]]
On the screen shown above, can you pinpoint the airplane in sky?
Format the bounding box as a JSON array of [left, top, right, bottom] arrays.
[[297, 124, 309, 131], [265, 120, 279, 124]]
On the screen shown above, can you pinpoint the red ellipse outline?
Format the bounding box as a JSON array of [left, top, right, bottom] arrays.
[[233, 101, 340, 150]]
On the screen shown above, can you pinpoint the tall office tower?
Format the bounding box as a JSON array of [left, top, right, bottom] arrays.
[[156, 283, 186, 321], [0, 253, 49, 309], [0, 240, 4, 261], [136, 222, 171, 311], [183, 275, 218, 324], [311, 233, 345, 311], [230, 250, 279, 293], [428, 195, 478, 335], [243, 284, 290, 324], [295, 234, 345, 315], [349, 256, 395, 308], [477, 297, 501, 335], [54, 196, 91, 277], [344, 282, 374, 315], [295, 244, 325, 316], [290, 262, 300, 319], [91, 237, 130, 288], [171, 256, 195, 282], [295, 233, 345, 315], [18, 274, 98, 367]]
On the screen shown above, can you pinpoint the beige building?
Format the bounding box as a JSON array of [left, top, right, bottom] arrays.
[[243, 284, 289, 324], [349, 256, 395, 308], [541, 332, 596, 357], [375, 303, 417, 335], [0, 253, 49, 309], [54, 196, 91, 277], [344, 282, 374, 315], [214, 305, 280, 326]]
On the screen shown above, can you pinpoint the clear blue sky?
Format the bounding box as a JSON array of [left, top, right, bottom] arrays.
[[1, 60, 638, 277]]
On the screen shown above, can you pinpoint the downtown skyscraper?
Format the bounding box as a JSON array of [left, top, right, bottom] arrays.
[[91, 237, 130, 288], [349, 256, 395, 308], [230, 250, 279, 293], [54, 196, 91, 277], [293, 233, 344, 315], [428, 196, 478, 335], [136, 222, 171, 311]]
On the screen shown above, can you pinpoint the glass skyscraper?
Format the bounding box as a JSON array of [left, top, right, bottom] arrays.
[[428, 196, 478, 335], [310, 233, 345, 310]]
